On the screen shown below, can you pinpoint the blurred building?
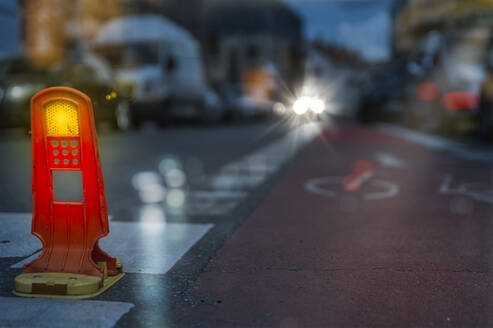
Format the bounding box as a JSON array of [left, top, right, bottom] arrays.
[[306, 42, 367, 117], [390, 0, 409, 58], [389, 0, 493, 136], [393, 0, 493, 56], [13, 0, 303, 98], [20, 0, 72, 67], [86, 0, 305, 95], [200, 0, 304, 95]]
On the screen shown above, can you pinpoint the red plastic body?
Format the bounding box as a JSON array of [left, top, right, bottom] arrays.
[[23, 87, 117, 280]]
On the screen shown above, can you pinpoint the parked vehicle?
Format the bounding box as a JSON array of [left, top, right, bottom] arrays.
[[356, 60, 411, 123], [93, 15, 223, 126], [0, 57, 47, 129], [0, 55, 128, 131], [478, 55, 493, 140], [403, 30, 487, 134]]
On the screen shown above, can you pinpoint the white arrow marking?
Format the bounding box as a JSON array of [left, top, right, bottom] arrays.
[[374, 152, 407, 168]]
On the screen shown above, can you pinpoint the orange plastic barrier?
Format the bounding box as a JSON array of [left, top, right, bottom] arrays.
[[23, 87, 117, 280]]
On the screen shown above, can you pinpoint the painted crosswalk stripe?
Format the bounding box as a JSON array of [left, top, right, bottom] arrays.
[[0, 213, 41, 258], [0, 297, 133, 328], [10, 219, 213, 275], [189, 122, 323, 216]]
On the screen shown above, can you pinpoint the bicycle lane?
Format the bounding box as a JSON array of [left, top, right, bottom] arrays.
[[178, 124, 493, 327]]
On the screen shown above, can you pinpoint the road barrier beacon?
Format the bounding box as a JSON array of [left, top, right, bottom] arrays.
[[14, 87, 124, 299]]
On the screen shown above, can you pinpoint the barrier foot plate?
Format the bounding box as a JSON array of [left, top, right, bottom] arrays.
[[13, 264, 125, 299]]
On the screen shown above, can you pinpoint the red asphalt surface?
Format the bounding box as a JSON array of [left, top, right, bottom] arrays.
[[183, 124, 492, 327]]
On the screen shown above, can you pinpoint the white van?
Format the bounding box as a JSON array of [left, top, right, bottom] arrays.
[[92, 14, 222, 125]]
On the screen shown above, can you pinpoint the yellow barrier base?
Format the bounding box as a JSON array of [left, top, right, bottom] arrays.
[[13, 260, 125, 300]]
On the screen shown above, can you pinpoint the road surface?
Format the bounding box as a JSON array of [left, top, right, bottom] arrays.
[[0, 118, 491, 327]]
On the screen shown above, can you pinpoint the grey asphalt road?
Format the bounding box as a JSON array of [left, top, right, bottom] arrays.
[[0, 120, 293, 216], [0, 117, 319, 328], [0, 117, 491, 328]]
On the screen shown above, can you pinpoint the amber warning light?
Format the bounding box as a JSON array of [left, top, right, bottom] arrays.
[[13, 87, 124, 299]]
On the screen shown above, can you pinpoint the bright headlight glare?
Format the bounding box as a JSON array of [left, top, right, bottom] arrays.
[[273, 102, 286, 115], [311, 98, 325, 114], [293, 97, 310, 115]]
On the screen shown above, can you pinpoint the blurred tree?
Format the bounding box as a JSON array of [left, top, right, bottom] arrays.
[[23, 0, 69, 68], [81, 0, 122, 40], [394, 0, 493, 56]]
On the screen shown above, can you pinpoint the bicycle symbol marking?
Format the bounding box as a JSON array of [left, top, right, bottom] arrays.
[[305, 175, 492, 204], [304, 176, 400, 200], [440, 175, 493, 204]]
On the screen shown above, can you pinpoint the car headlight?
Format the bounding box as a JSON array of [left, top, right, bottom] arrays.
[[311, 98, 325, 114], [292, 97, 325, 115], [273, 102, 286, 115], [293, 97, 311, 115]]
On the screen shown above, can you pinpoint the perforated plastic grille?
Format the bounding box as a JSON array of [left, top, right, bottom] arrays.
[[45, 100, 79, 136]]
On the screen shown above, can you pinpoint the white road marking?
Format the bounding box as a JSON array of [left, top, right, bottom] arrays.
[[440, 175, 493, 204], [190, 190, 247, 199], [378, 124, 492, 162], [191, 122, 323, 216], [101, 222, 213, 274], [373, 152, 407, 168], [186, 190, 247, 216], [0, 296, 133, 328], [4, 122, 322, 264], [210, 174, 266, 190], [187, 202, 238, 216], [11, 220, 213, 274], [364, 179, 400, 200], [0, 213, 41, 258], [305, 176, 399, 200], [220, 155, 280, 174], [305, 177, 338, 197]]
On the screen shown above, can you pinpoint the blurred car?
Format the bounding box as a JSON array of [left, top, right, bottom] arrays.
[[356, 60, 411, 123], [56, 56, 132, 131], [93, 15, 224, 126], [281, 76, 330, 121], [290, 96, 327, 121], [0, 57, 48, 129], [220, 63, 287, 120], [478, 69, 493, 140], [403, 30, 487, 134], [0, 56, 129, 131]]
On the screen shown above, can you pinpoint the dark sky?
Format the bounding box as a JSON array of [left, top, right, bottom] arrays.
[[0, 0, 21, 59], [283, 0, 391, 61]]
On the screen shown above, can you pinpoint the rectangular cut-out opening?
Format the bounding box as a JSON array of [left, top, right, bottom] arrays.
[[52, 170, 83, 203]]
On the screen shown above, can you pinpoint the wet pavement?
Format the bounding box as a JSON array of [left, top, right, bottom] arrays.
[[0, 119, 492, 327]]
